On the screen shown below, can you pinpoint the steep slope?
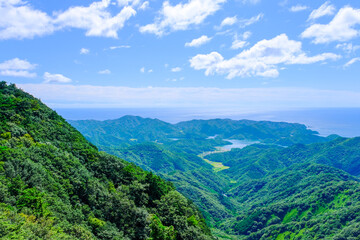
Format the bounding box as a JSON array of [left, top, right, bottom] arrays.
[[0, 82, 213, 240]]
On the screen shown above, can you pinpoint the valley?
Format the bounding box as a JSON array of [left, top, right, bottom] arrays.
[[70, 116, 360, 239]]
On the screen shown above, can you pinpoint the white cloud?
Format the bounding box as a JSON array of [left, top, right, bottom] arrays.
[[108, 45, 131, 50], [139, 1, 149, 10], [220, 16, 237, 27], [302, 7, 360, 44], [242, 0, 260, 4], [0, 58, 36, 70], [117, 0, 139, 7], [139, 0, 226, 36], [185, 35, 212, 47], [171, 67, 182, 72], [238, 13, 263, 28], [0, 58, 37, 78], [336, 43, 360, 53], [0, 0, 54, 40], [290, 5, 308, 12], [344, 57, 360, 67], [308, 1, 336, 21], [54, 0, 136, 38], [80, 48, 90, 54], [217, 14, 262, 29], [242, 31, 252, 40], [0, 0, 137, 40], [231, 32, 251, 49], [0, 70, 37, 78], [18, 83, 360, 109], [140, 67, 145, 73], [98, 69, 111, 74], [43, 72, 72, 83], [231, 40, 248, 49], [148, 69, 153, 73], [190, 34, 340, 78]]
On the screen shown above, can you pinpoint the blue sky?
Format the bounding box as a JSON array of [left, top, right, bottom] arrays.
[[1, 0, 360, 111]]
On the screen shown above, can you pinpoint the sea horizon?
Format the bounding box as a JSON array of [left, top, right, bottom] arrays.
[[57, 107, 360, 138]]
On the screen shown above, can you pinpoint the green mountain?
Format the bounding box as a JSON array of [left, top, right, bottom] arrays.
[[0, 82, 213, 240], [70, 110, 360, 239], [69, 116, 337, 149], [69, 116, 183, 148], [175, 119, 337, 146]]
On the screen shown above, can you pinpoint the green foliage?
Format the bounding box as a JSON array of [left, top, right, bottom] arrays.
[[0, 82, 213, 240], [70, 105, 360, 239], [16, 188, 50, 218], [149, 214, 176, 240]]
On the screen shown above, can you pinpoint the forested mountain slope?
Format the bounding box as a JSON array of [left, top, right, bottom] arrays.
[[0, 82, 213, 240], [71, 108, 360, 239], [69, 116, 337, 149]]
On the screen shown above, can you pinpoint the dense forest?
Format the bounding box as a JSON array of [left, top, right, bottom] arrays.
[[72, 111, 360, 239], [0, 82, 213, 240]]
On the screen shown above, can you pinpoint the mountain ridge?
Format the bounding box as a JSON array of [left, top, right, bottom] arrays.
[[71, 112, 360, 239]]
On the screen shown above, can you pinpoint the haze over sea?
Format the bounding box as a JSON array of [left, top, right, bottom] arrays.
[[57, 107, 360, 138]]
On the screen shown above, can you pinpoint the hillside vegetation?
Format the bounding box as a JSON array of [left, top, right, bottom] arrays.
[[0, 82, 213, 240], [72, 110, 360, 239]]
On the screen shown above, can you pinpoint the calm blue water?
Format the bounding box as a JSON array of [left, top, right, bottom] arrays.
[[56, 107, 360, 138], [221, 140, 260, 150]]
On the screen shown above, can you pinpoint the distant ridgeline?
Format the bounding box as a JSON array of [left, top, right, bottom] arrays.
[[0, 82, 213, 240], [71, 111, 360, 239]]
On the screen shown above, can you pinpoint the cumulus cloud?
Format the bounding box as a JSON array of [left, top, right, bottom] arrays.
[[140, 67, 145, 73], [139, 0, 226, 36], [54, 0, 136, 38], [308, 1, 336, 21], [290, 5, 308, 12], [185, 35, 212, 47], [98, 69, 111, 74], [0, 58, 37, 78], [0, 0, 137, 40], [80, 48, 90, 54], [43, 72, 72, 83], [190, 34, 340, 78], [302, 7, 360, 44], [0, 58, 37, 70], [171, 67, 182, 72], [344, 57, 360, 67], [0, 0, 54, 40]]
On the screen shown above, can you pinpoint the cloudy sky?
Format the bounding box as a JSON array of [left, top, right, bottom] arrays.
[[1, 0, 360, 110]]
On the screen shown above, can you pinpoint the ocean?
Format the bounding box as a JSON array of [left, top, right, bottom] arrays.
[[56, 107, 360, 138]]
